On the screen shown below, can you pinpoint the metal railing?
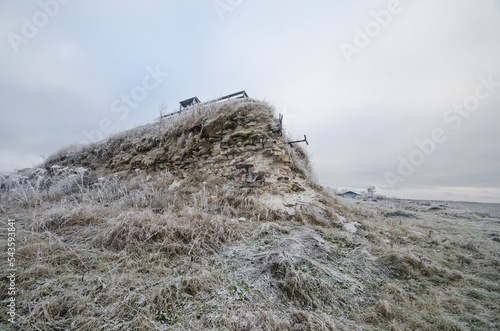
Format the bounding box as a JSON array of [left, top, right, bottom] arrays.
[[161, 90, 249, 119]]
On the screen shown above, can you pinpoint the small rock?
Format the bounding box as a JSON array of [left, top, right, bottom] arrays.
[[238, 217, 246, 222], [291, 182, 305, 192], [343, 223, 358, 234], [284, 207, 296, 216], [270, 125, 281, 133], [169, 180, 181, 189], [263, 148, 274, 155], [410, 231, 424, 237]]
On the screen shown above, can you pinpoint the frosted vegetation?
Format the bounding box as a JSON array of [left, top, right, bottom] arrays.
[[0, 100, 499, 330]]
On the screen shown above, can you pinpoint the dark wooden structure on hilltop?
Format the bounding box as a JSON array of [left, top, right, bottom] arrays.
[[162, 90, 249, 119], [179, 96, 201, 111]]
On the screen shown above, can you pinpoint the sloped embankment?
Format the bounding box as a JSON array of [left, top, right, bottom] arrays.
[[1, 99, 498, 330], [43, 99, 313, 194]]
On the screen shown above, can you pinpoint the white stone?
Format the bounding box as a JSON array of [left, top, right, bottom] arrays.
[[343, 223, 358, 234], [169, 180, 181, 189], [284, 207, 296, 216]]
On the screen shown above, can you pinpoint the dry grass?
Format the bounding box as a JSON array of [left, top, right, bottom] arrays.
[[93, 210, 244, 256], [2, 169, 499, 330], [41, 99, 276, 173], [1, 100, 499, 330]]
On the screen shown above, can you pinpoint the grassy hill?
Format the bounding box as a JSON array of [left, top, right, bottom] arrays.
[[1, 99, 499, 330]]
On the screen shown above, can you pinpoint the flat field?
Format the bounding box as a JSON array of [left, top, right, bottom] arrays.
[[1, 177, 499, 330]]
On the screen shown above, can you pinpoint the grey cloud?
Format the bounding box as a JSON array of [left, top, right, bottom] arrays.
[[0, 0, 499, 203]]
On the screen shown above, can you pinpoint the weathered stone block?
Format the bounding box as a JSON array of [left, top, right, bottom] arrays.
[[263, 148, 274, 155], [214, 155, 226, 162], [291, 182, 305, 192], [264, 141, 273, 148]]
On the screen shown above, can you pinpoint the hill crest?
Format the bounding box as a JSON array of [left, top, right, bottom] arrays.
[[42, 99, 320, 210]]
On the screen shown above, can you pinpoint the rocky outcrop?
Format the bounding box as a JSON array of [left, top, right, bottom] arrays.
[[43, 99, 311, 194]]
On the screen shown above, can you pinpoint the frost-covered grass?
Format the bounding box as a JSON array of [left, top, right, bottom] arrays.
[[1, 167, 499, 330], [41, 98, 278, 172], [1, 99, 499, 330]]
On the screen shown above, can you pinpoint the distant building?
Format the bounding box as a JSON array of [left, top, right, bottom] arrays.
[[162, 91, 249, 119], [179, 96, 201, 111], [342, 191, 363, 199]]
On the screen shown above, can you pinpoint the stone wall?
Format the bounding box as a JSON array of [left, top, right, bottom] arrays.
[[154, 105, 303, 193], [43, 100, 308, 193]]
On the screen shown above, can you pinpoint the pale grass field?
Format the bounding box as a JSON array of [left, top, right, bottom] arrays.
[[1, 100, 499, 330], [1, 171, 499, 330]]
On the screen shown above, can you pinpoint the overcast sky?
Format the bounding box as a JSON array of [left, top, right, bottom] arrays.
[[1, 0, 499, 203]]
